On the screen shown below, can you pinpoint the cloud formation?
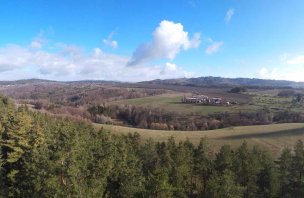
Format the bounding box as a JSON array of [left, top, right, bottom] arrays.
[[286, 55, 304, 65], [225, 8, 235, 24], [127, 20, 201, 66], [259, 66, 304, 82], [103, 32, 118, 49], [205, 41, 224, 55], [259, 67, 279, 79], [0, 38, 193, 82], [30, 38, 44, 49], [161, 62, 177, 74], [160, 62, 194, 78], [0, 45, 34, 72]]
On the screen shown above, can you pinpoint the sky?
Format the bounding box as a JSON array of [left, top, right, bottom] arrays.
[[0, 0, 304, 82]]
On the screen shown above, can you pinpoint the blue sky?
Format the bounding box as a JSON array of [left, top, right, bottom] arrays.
[[0, 0, 304, 82]]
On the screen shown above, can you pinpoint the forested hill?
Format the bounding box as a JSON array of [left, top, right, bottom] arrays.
[[0, 79, 118, 86], [1, 76, 304, 88], [141, 76, 304, 88], [0, 79, 56, 85], [1, 94, 304, 197]]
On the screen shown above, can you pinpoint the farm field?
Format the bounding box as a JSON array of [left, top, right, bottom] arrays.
[[111, 90, 304, 116], [112, 94, 221, 115], [95, 123, 304, 157], [250, 93, 304, 113]]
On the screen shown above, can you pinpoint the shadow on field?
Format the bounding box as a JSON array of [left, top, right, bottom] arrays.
[[220, 128, 304, 140]]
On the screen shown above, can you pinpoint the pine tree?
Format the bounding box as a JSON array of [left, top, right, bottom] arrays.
[[0, 106, 34, 197], [256, 155, 279, 198], [68, 129, 115, 197], [207, 170, 244, 198], [193, 138, 213, 196], [233, 142, 261, 198], [290, 140, 304, 197], [170, 141, 194, 197], [214, 145, 234, 174], [278, 147, 293, 197], [104, 135, 144, 197]]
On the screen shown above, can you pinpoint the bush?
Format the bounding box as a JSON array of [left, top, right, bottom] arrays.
[[34, 101, 43, 109], [229, 87, 247, 93]]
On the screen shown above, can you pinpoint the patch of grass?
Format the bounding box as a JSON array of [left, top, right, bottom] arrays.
[[94, 123, 304, 157]]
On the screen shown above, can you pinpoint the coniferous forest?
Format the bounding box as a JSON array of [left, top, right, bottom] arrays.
[[1, 94, 304, 198]]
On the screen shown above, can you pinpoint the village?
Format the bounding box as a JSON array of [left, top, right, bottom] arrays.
[[181, 95, 235, 105]]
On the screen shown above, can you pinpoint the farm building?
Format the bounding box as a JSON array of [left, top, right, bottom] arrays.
[[182, 95, 225, 105], [182, 95, 209, 104], [211, 97, 222, 104]]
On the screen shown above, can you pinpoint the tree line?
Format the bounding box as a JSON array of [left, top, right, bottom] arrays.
[[87, 104, 304, 131], [1, 95, 304, 197]]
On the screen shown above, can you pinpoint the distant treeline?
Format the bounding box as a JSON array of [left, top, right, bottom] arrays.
[[144, 76, 304, 88], [1, 83, 167, 106]]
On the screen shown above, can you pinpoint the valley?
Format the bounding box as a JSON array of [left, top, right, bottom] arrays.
[[1, 77, 304, 157]]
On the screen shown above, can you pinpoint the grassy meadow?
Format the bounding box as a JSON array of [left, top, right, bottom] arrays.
[[112, 95, 227, 115], [110, 90, 304, 116], [95, 123, 304, 157]]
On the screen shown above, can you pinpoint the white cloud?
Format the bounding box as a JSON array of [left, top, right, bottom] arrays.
[[160, 62, 178, 76], [30, 39, 43, 49], [189, 33, 201, 49], [279, 53, 290, 62], [127, 20, 201, 66], [34, 51, 77, 76], [259, 68, 268, 77], [225, 8, 235, 24], [257, 54, 304, 82], [259, 66, 304, 82], [259, 67, 279, 79], [0, 44, 78, 76], [286, 55, 304, 65], [205, 41, 224, 55], [0, 45, 33, 72], [162, 62, 177, 73], [160, 62, 194, 78], [0, 38, 195, 82], [29, 28, 53, 49], [103, 32, 118, 49]]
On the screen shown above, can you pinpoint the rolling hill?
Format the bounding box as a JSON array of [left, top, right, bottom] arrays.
[[141, 76, 304, 88], [1, 76, 304, 88]]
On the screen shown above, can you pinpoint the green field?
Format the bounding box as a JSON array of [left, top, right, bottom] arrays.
[[250, 94, 304, 112], [111, 91, 304, 116], [95, 123, 304, 157], [111, 93, 257, 115]]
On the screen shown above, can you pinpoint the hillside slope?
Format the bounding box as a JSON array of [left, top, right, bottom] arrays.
[[141, 76, 304, 88], [97, 123, 304, 156]]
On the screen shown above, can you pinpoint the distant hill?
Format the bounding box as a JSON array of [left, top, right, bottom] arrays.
[[0, 79, 56, 85], [0, 79, 120, 86], [1, 77, 304, 88], [141, 76, 304, 88]]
